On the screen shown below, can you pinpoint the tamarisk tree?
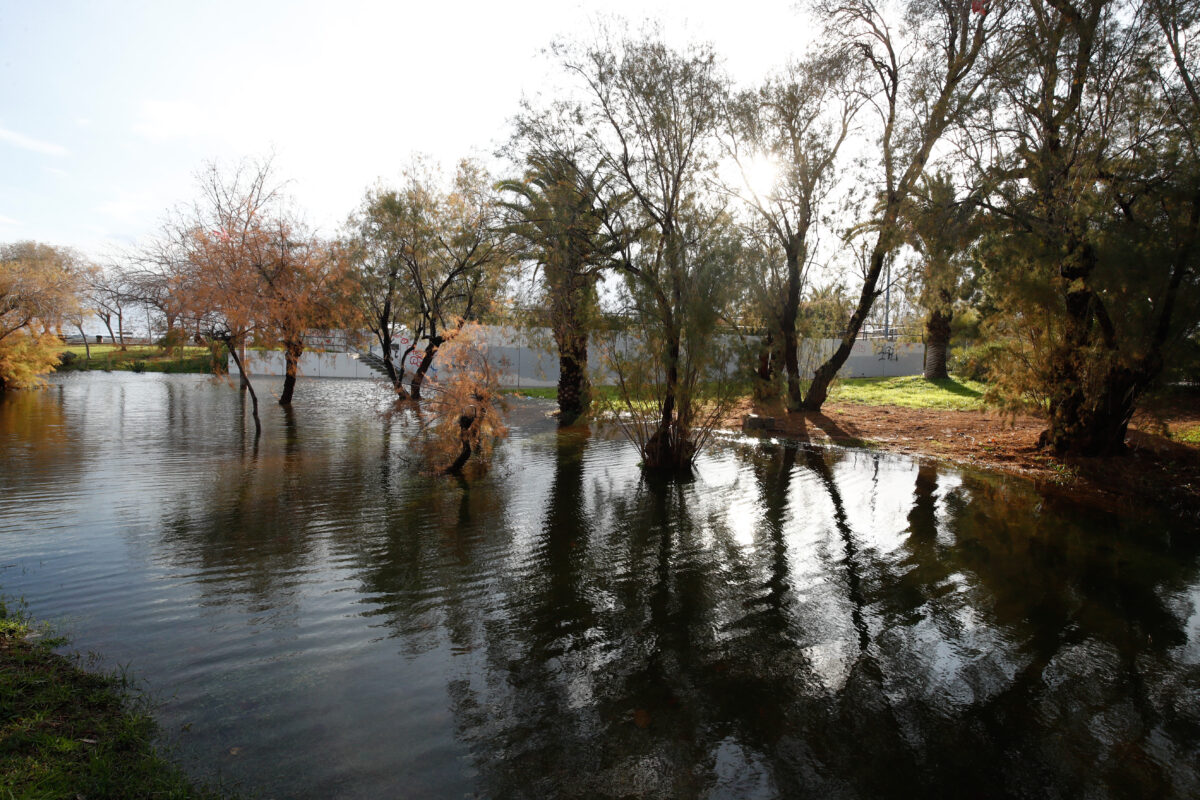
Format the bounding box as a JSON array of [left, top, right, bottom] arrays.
[[799, 0, 1003, 410]]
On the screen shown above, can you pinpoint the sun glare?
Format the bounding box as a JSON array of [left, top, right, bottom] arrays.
[[727, 154, 780, 200]]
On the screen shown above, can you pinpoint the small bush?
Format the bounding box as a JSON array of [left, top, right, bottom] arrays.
[[949, 343, 1003, 383]]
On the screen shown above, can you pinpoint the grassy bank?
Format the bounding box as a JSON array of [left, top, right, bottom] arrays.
[[55, 344, 225, 375], [0, 600, 228, 799], [505, 376, 988, 412]]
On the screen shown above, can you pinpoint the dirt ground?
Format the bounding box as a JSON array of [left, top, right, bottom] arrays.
[[725, 394, 1200, 519]]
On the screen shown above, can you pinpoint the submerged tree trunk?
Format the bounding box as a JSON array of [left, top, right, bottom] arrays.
[[279, 337, 304, 405], [444, 406, 479, 475], [226, 341, 262, 438], [644, 321, 693, 471], [923, 305, 952, 380], [555, 326, 590, 424]]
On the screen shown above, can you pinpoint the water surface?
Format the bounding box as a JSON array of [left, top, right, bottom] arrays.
[[1, 373, 1198, 798]]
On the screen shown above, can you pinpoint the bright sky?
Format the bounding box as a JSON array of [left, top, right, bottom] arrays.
[[0, 0, 814, 261]]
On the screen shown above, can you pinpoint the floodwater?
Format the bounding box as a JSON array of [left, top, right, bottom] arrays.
[[1, 372, 1198, 799]]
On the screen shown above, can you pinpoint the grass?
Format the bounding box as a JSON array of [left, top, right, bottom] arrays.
[[504, 376, 989, 412], [56, 344, 225, 375], [0, 598, 230, 799], [500, 386, 559, 400], [827, 376, 987, 410], [1174, 425, 1200, 445]]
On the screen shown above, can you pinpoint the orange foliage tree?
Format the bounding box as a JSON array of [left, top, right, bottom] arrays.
[[171, 159, 343, 434], [0, 241, 83, 390], [404, 322, 508, 476]]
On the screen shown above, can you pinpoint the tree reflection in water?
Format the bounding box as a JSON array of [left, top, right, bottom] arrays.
[[7, 378, 1197, 799], [394, 436, 1200, 799]]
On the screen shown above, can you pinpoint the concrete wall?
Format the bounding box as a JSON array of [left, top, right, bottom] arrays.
[[231, 350, 380, 379], [801, 339, 926, 379], [241, 326, 926, 383]]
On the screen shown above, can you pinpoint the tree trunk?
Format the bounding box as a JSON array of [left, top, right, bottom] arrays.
[[444, 407, 479, 475], [923, 306, 952, 380], [279, 338, 304, 405], [226, 342, 262, 438], [754, 331, 776, 401], [800, 234, 889, 411], [555, 327, 590, 424], [1039, 366, 1141, 456], [410, 334, 443, 401], [78, 324, 91, 361], [645, 328, 692, 470], [781, 247, 804, 411], [1038, 237, 1131, 456]]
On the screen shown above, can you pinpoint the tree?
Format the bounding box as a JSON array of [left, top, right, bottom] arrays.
[[382, 160, 511, 402], [724, 53, 859, 409], [345, 186, 424, 397], [976, 0, 1200, 454], [0, 241, 82, 390], [407, 322, 509, 476], [499, 106, 617, 423], [85, 262, 133, 347], [124, 230, 191, 342], [172, 160, 293, 435], [898, 172, 979, 379], [799, 0, 1002, 410], [561, 30, 733, 470]]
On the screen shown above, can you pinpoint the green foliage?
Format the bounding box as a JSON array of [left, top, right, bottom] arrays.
[[498, 134, 615, 421], [948, 341, 1004, 383]]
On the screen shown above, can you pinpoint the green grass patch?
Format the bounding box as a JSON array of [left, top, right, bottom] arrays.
[[56, 345, 225, 375], [1174, 424, 1200, 445], [506, 376, 988, 411], [0, 599, 230, 799], [827, 376, 987, 410], [500, 386, 559, 400]]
